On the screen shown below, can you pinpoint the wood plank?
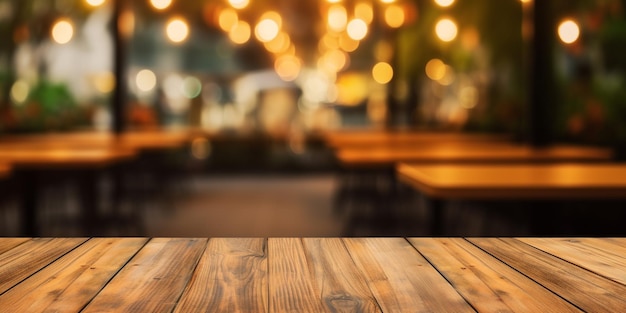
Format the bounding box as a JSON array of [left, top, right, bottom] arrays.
[[470, 238, 626, 312], [173, 238, 268, 313], [343, 238, 473, 312], [0, 238, 87, 294], [82, 238, 207, 313], [519, 238, 626, 286], [408, 238, 581, 312], [0, 238, 147, 312], [301, 238, 381, 312], [268, 238, 326, 312], [0, 238, 30, 255]]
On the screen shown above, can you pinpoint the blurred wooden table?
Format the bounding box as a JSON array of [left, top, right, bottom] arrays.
[[397, 163, 626, 234], [338, 144, 613, 169], [324, 129, 509, 149], [0, 237, 624, 312]]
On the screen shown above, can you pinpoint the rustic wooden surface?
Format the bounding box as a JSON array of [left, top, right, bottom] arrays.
[[0, 238, 624, 312]]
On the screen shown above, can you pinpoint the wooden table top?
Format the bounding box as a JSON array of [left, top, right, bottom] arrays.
[[337, 144, 613, 168], [0, 237, 624, 312], [398, 163, 626, 199], [324, 130, 509, 148], [0, 147, 136, 169], [0, 129, 194, 151]]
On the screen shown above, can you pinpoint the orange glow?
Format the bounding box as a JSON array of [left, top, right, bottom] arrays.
[[229, 21, 251, 44], [339, 32, 359, 52], [434, 0, 455, 7], [354, 2, 373, 24], [384, 5, 405, 28], [425, 59, 446, 81], [275, 55, 302, 81], [85, 0, 106, 7], [228, 0, 250, 10], [218, 8, 238, 32], [372, 62, 394, 84], [265, 32, 291, 54]]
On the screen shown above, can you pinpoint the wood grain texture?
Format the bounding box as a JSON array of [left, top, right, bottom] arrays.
[[268, 238, 326, 312], [519, 238, 626, 286], [0, 238, 87, 294], [0, 238, 147, 312], [343, 238, 473, 312], [408, 238, 581, 312], [301, 238, 381, 313], [82, 238, 207, 313], [0, 238, 29, 255], [470, 238, 626, 313], [174, 238, 268, 313]]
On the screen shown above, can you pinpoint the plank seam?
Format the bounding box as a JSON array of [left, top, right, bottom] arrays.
[[339, 238, 385, 313], [168, 238, 212, 313]]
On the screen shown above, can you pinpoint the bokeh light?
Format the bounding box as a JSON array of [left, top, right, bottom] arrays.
[[229, 21, 251, 44], [265, 32, 291, 54], [275, 55, 302, 81], [136, 69, 157, 92], [328, 5, 348, 32], [434, 0, 455, 7], [354, 2, 373, 24], [218, 8, 238, 32], [10, 80, 29, 104], [229, 0, 250, 10], [182, 76, 203, 99], [347, 19, 368, 40], [150, 0, 172, 10], [435, 18, 458, 42], [425, 59, 446, 81], [51, 20, 74, 44], [255, 17, 280, 42], [558, 19, 580, 44], [384, 4, 405, 28], [166, 18, 189, 43], [85, 0, 106, 7], [372, 62, 394, 84]]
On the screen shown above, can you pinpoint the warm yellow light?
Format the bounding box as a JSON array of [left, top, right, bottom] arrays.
[[384, 5, 405, 28], [438, 65, 456, 85], [218, 8, 238, 32], [265, 32, 291, 54], [166, 18, 189, 43], [339, 32, 359, 52], [347, 19, 368, 40], [434, 0, 455, 7], [85, 0, 106, 7], [255, 19, 280, 42], [558, 20, 580, 44], [92, 72, 115, 93], [322, 49, 348, 72], [319, 33, 339, 52], [326, 0, 342, 3], [435, 18, 457, 42], [51, 20, 74, 44], [119, 10, 135, 38], [328, 5, 348, 32], [229, 21, 251, 44], [372, 62, 394, 84], [10, 80, 29, 104], [425, 58, 446, 81], [380, 0, 396, 3], [275, 55, 302, 81], [354, 2, 374, 24], [229, 0, 250, 10], [136, 69, 157, 92], [150, 0, 172, 10]]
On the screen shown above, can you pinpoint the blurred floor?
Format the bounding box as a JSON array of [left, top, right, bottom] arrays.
[[144, 174, 344, 237]]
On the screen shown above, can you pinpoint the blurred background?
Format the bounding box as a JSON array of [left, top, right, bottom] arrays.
[[1, 0, 626, 237]]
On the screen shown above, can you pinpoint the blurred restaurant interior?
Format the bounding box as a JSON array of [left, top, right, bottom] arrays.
[[1, 0, 626, 237]]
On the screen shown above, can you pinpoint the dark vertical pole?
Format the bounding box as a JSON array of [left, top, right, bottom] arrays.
[[529, 0, 555, 146], [112, 0, 126, 134]]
